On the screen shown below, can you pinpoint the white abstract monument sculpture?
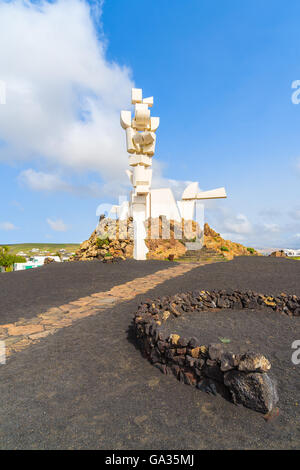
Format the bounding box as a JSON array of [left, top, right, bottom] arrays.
[[120, 88, 159, 260], [120, 88, 227, 260]]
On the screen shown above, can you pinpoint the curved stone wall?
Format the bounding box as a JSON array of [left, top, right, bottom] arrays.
[[134, 289, 300, 413]]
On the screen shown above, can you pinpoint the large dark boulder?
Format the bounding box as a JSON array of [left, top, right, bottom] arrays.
[[224, 370, 278, 414]]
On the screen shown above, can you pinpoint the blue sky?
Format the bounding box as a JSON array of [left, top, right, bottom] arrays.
[[0, 0, 300, 248]]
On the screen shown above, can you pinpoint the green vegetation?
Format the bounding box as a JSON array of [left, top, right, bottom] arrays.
[[96, 237, 110, 248], [247, 247, 255, 254], [220, 246, 229, 252], [218, 337, 231, 344], [0, 246, 26, 271], [288, 256, 300, 260], [4, 243, 80, 256]]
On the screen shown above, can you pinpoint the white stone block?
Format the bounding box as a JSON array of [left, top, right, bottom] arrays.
[[150, 188, 181, 222], [142, 96, 153, 107], [120, 110, 132, 129], [196, 187, 227, 200], [132, 88, 143, 104], [126, 169, 133, 184], [134, 103, 151, 129], [128, 155, 152, 167], [181, 182, 199, 200], [125, 127, 136, 153], [150, 116, 160, 132], [178, 200, 195, 220], [132, 166, 152, 188], [132, 201, 148, 260]]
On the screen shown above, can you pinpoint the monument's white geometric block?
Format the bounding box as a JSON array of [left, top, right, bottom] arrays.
[[118, 200, 130, 221], [132, 166, 152, 189], [150, 117, 160, 132], [196, 187, 227, 200], [142, 96, 153, 107], [141, 131, 155, 146], [181, 182, 199, 200], [132, 199, 148, 260], [126, 169, 133, 184], [150, 188, 181, 222], [120, 87, 229, 260], [120, 110, 132, 129], [128, 155, 152, 167], [142, 137, 156, 156], [125, 127, 136, 153], [132, 88, 143, 104], [133, 103, 151, 129], [177, 199, 196, 221]]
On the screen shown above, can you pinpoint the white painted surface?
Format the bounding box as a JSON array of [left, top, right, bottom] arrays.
[[150, 188, 181, 222]]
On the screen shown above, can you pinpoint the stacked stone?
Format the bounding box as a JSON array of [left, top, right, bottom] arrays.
[[132, 288, 300, 413], [146, 216, 202, 241], [44, 257, 55, 265], [71, 219, 134, 262], [71, 216, 203, 262]]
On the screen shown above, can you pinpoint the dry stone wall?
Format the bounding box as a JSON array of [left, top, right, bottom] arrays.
[[133, 289, 299, 413]]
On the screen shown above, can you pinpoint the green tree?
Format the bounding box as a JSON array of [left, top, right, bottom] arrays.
[[0, 246, 26, 271]]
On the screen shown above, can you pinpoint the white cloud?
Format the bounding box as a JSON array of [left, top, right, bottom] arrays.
[[222, 213, 252, 235], [290, 207, 300, 220], [19, 169, 71, 192], [0, 0, 133, 182], [258, 208, 281, 219], [46, 218, 68, 232], [19, 167, 130, 198], [262, 222, 280, 233], [0, 221, 17, 230]]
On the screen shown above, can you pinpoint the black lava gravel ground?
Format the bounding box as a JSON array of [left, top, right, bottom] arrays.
[[0, 259, 175, 324], [0, 256, 299, 449]]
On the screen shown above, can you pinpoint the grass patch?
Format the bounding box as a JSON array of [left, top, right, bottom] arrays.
[[5, 243, 80, 256], [96, 237, 110, 248], [219, 337, 231, 344]]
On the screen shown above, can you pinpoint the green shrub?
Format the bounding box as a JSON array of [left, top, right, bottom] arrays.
[[247, 247, 255, 254], [220, 246, 229, 252], [96, 237, 110, 248], [0, 246, 26, 270]]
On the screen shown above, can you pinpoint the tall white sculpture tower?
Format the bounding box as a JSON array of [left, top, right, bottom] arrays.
[[120, 88, 227, 260], [120, 88, 160, 260]]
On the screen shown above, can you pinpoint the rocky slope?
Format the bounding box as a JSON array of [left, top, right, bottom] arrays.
[[71, 217, 259, 262], [203, 224, 259, 260]]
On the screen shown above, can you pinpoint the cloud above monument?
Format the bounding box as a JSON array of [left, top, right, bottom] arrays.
[[0, 222, 18, 231], [46, 218, 68, 232], [0, 0, 132, 181]]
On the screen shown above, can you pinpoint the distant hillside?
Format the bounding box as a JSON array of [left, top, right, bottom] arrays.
[[4, 243, 80, 256]]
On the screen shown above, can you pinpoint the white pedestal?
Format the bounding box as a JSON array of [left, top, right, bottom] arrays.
[[132, 197, 148, 260]]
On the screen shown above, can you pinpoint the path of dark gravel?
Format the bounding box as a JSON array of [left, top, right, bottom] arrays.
[[0, 259, 175, 324], [0, 257, 299, 449]]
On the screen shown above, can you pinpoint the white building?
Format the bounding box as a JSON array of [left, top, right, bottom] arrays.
[[284, 249, 300, 257], [14, 255, 61, 271]]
